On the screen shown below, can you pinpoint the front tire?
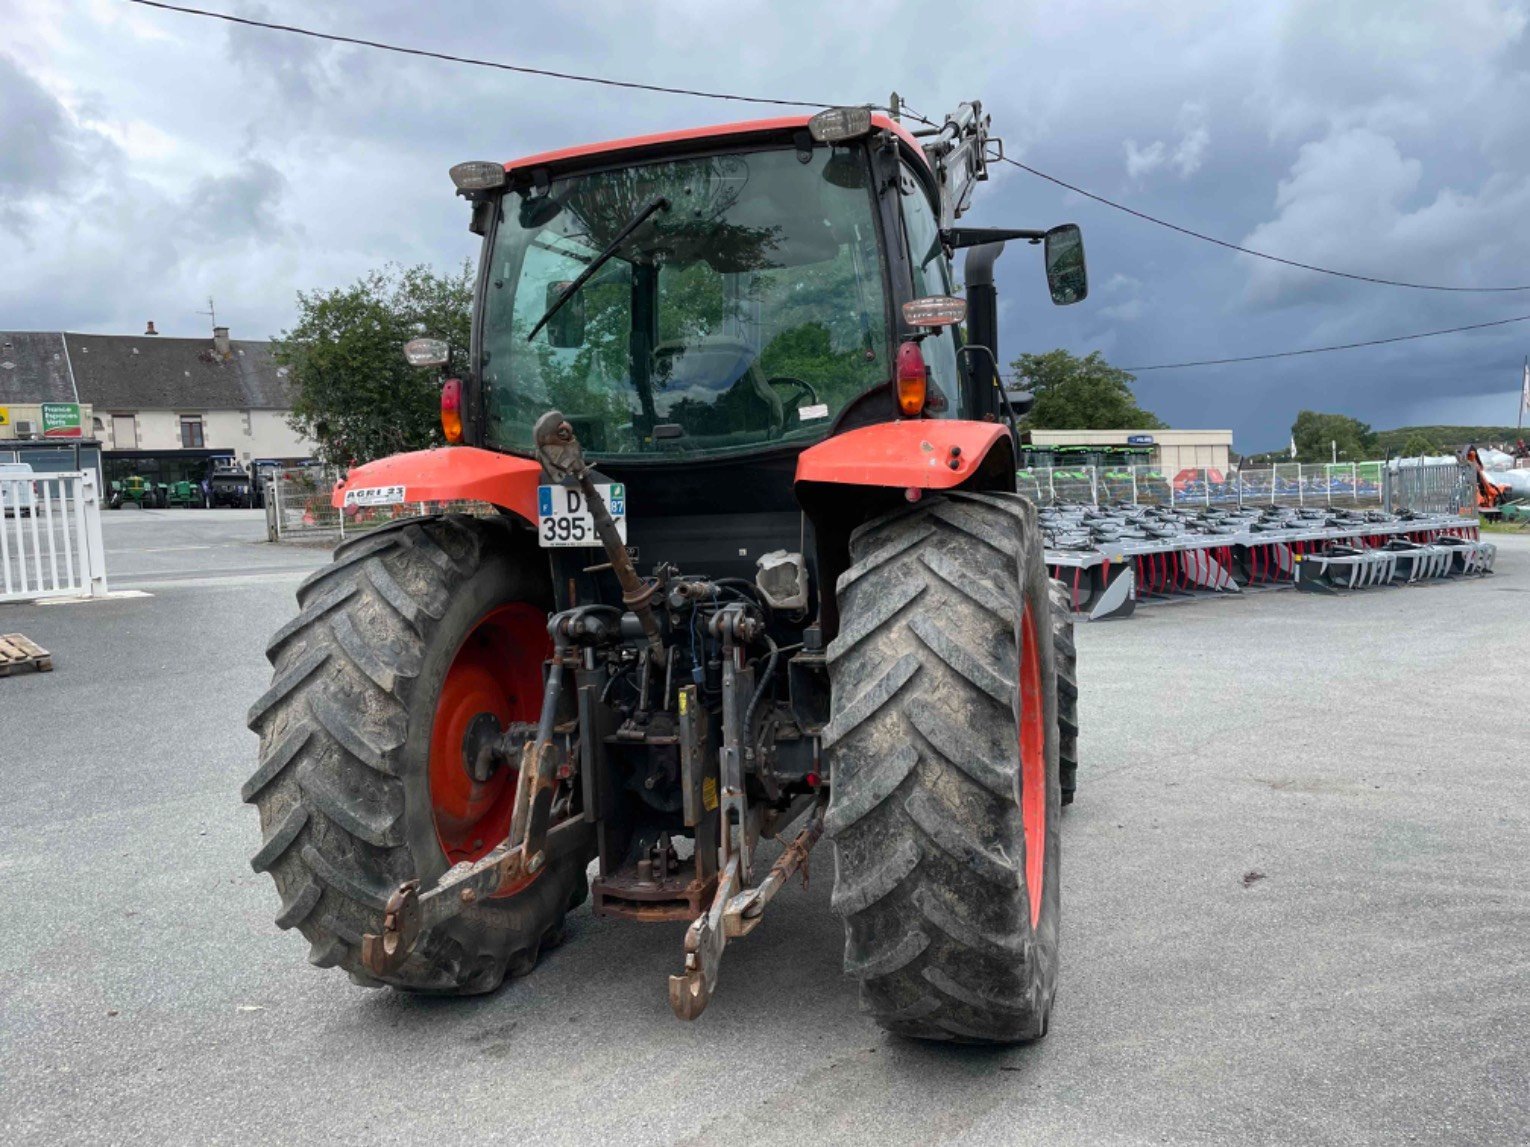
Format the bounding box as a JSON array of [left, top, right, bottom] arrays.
[[244, 513, 588, 993], [825, 491, 1060, 1043]]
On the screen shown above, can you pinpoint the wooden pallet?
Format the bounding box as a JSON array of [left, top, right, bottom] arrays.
[[0, 633, 52, 677]]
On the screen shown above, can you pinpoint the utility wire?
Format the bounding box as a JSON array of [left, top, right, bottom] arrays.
[[125, 0, 839, 108], [127, 0, 1530, 374], [1000, 156, 1530, 293], [128, 2, 1530, 293], [1118, 313, 1530, 372]]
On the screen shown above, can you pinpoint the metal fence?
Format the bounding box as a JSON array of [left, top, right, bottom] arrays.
[[263, 473, 496, 543], [1017, 462, 1388, 509], [1, 470, 109, 603], [1383, 460, 1475, 516]]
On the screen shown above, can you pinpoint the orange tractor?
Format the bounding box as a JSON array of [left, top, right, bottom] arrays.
[[246, 102, 1085, 1042]]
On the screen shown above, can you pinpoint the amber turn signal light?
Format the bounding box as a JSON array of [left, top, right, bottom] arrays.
[[441, 378, 463, 443], [895, 341, 927, 416]]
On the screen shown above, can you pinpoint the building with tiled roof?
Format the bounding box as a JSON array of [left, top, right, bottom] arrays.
[[1, 325, 313, 487]]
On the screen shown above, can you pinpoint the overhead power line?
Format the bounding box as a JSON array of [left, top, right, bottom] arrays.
[[125, 2, 1530, 294], [1119, 312, 1530, 372], [126, 1, 1530, 312], [1000, 157, 1530, 293], [125, 0, 836, 108]]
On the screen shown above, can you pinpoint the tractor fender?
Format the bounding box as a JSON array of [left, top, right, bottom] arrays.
[[794, 420, 1015, 492], [794, 421, 1016, 642], [330, 447, 541, 522]]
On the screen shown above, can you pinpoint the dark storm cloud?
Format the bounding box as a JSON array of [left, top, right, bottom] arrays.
[[0, 53, 82, 196], [180, 159, 291, 242], [0, 49, 123, 239], [6, 0, 1530, 447]]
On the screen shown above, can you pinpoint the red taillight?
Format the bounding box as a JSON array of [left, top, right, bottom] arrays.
[[441, 378, 463, 443], [895, 340, 927, 417]]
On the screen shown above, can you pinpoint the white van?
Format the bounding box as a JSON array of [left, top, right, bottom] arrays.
[[1, 462, 38, 517]]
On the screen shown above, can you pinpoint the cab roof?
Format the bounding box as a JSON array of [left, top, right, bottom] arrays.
[[502, 113, 929, 176]]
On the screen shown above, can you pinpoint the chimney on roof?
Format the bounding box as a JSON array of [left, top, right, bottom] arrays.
[[213, 326, 230, 357], [145, 321, 158, 336]]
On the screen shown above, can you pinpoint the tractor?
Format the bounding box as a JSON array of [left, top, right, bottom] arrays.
[[205, 457, 256, 509], [164, 479, 206, 509], [110, 475, 162, 509], [246, 102, 1085, 1043]]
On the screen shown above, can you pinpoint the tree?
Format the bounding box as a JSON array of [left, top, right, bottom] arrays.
[[1290, 409, 1376, 463], [1010, 349, 1165, 430], [1398, 431, 1439, 458], [275, 263, 473, 466]]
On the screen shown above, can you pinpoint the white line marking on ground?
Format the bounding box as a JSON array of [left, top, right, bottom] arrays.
[[107, 545, 216, 554], [33, 590, 155, 605]]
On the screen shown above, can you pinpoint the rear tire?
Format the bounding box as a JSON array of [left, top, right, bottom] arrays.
[[1050, 579, 1079, 806], [825, 491, 1060, 1043], [244, 513, 587, 994]]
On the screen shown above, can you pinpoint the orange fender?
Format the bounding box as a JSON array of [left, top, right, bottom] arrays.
[[331, 447, 541, 522], [794, 420, 1013, 491]]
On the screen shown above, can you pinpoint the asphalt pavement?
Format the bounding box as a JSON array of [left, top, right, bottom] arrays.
[[2, 511, 1527, 1145]]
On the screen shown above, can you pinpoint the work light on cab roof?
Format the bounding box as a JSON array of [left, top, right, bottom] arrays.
[[807, 105, 873, 142], [449, 159, 506, 193], [902, 296, 967, 327]]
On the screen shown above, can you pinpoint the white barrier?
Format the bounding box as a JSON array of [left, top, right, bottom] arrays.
[[0, 471, 109, 603]]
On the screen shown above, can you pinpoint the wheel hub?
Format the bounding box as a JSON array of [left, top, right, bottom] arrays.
[[428, 602, 549, 869]]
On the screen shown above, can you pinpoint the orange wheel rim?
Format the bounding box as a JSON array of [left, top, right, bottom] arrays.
[[1018, 599, 1047, 929], [428, 602, 549, 886]]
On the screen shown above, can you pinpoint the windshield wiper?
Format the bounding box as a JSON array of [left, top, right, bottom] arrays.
[[526, 196, 671, 343]]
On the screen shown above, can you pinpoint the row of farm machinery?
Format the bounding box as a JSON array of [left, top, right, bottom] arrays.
[[1043, 501, 1496, 620]]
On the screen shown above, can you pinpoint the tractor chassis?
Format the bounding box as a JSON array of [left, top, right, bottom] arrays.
[[362, 434, 829, 1018]]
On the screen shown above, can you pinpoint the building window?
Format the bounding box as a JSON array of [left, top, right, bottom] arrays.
[[180, 416, 205, 448], [112, 414, 137, 450]]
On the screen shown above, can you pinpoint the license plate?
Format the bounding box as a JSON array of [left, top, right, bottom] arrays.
[[537, 483, 626, 547]]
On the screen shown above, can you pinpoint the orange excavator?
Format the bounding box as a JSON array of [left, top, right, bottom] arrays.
[[1461, 445, 1511, 512]]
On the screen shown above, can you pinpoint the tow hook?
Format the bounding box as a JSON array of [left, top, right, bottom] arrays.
[[362, 880, 421, 977], [667, 796, 826, 1021]]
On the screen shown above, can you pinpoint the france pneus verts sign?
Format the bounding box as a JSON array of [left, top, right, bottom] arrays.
[[40, 403, 83, 438]]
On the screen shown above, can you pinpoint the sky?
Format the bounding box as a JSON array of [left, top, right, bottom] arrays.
[[5, 0, 1530, 450]]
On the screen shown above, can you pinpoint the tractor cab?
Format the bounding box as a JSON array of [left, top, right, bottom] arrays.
[[456, 107, 1083, 456], [398, 105, 1086, 581]]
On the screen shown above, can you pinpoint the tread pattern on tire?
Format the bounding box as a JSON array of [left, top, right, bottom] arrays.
[[825, 491, 1059, 1044], [244, 513, 577, 994], [1049, 579, 1079, 805]]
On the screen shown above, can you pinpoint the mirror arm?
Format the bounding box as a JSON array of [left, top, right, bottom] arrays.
[[942, 227, 1046, 250]]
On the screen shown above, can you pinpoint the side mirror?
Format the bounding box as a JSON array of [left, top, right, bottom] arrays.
[[544, 282, 586, 348], [902, 296, 968, 327], [1043, 224, 1088, 305], [402, 337, 450, 368]]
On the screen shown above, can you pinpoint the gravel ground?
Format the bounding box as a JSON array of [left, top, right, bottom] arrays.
[[2, 513, 1526, 1145]]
